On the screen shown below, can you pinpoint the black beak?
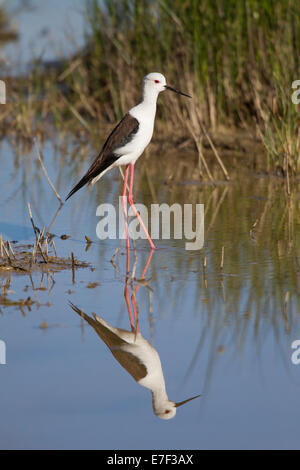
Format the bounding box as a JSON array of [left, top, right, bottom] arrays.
[[175, 394, 201, 407], [165, 85, 192, 98]]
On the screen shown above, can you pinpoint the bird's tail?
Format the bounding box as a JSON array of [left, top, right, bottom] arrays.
[[69, 302, 130, 348], [69, 301, 100, 329], [65, 173, 92, 201]]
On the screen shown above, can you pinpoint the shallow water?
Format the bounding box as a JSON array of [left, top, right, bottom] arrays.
[[1, 138, 300, 450], [2, 1, 85, 68]]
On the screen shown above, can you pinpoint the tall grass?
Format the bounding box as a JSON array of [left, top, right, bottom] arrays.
[[1, 0, 300, 181], [79, 0, 300, 178], [256, 78, 300, 190], [0, 6, 17, 42], [82, 2, 298, 110]]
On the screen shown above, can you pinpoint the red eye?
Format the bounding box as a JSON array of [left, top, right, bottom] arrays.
[[155, 80, 159, 83]]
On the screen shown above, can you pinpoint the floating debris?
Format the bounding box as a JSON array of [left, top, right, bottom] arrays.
[[86, 282, 99, 289], [39, 321, 65, 330], [0, 205, 90, 275], [71, 252, 75, 283], [0, 295, 34, 308], [220, 246, 224, 271], [0, 240, 89, 274]]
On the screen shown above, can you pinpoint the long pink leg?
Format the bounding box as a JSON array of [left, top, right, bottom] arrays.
[[131, 249, 154, 333], [121, 165, 130, 251], [124, 226, 136, 331], [121, 165, 135, 330], [128, 163, 156, 250]]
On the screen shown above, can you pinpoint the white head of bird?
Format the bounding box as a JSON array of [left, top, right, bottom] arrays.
[[154, 394, 201, 420], [142, 72, 191, 103]]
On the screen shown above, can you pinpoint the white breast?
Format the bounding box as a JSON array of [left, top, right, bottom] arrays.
[[123, 335, 166, 391], [114, 102, 157, 165]]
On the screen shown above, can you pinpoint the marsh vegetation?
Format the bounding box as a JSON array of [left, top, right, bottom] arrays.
[[1, 0, 299, 190]]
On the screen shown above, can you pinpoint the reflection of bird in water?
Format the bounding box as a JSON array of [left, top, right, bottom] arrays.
[[70, 302, 200, 420]]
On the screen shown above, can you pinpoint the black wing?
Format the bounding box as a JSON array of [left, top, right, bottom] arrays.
[[66, 113, 139, 200], [69, 302, 147, 382]]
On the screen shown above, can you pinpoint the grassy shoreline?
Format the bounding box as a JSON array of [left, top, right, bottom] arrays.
[[0, 1, 299, 188]]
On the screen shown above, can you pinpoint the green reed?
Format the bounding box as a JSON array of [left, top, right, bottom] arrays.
[[1, 1, 299, 180], [81, 0, 300, 175]]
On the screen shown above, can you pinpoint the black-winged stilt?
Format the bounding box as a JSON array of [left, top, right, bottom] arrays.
[[66, 72, 191, 249], [70, 244, 200, 419], [70, 302, 200, 419]]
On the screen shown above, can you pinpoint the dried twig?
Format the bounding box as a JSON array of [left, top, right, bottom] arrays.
[[7, 240, 16, 258], [196, 108, 230, 181], [1, 239, 12, 265], [283, 291, 290, 333], [186, 119, 215, 183], [34, 137, 63, 205], [27, 202, 39, 242], [52, 240, 57, 257], [60, 94, 91, 133], [71, 252, 75, 284], [36, 227, 48, 263], [220, 246, 224, 270], [0, 235, 4, 257]]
